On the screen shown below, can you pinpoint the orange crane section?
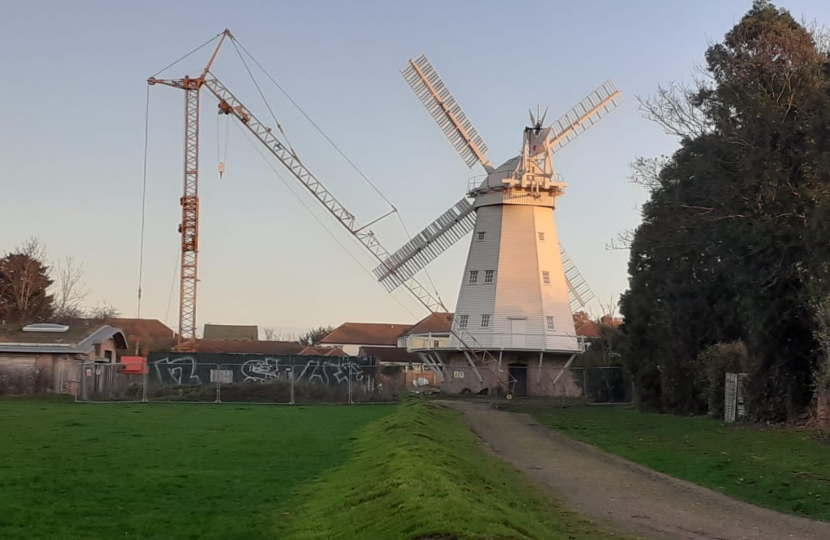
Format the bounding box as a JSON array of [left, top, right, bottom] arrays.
[[148, 30, 231, 348]]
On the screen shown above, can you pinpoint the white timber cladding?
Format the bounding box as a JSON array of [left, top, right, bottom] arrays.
[[451, 203, 580, 352]]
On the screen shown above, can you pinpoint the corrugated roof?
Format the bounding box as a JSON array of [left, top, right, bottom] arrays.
[[321, 322, 413, 346], [203, 324, 258, 341], [359, 346, 422, 364], [407, 313, 453, 335]]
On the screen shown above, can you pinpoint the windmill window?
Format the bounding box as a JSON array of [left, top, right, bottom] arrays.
[[484, 270, 494, 283], [546, 316, 555, 330], [542, 271, 551, 285], [480, 314, 491, 328], [476, 231, 486, 241], [538, 232, 545, 241], [469, 270, 479, 284], [458, 314, 469, 328]]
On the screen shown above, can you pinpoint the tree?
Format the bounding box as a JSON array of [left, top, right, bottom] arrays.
[[572, 311, 592, 330], [52, 256, 88, 319], [621, 1, 830, 419], [299, 326, 334, 346], [0, 238, 54, 324], [263, 327, 277, 341], [88, 302, 120, 320]]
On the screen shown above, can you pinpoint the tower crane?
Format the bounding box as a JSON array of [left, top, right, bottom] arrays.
[[148, 30, 231, 349], [148, 30, 450, 351]]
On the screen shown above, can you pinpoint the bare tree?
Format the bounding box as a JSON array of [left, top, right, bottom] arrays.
[[17, 237, 47, 262], [52, 256, 88, 319], [88, 302, 120, 320], [803, 18, 830, 55], [263, 327, 276, 341], [628, 156, 669, 191], [606, 229, 635, 251], [637, 80, 712, 139]]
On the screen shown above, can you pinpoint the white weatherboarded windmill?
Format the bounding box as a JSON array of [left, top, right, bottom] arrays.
[[374, 54, 622, 396]]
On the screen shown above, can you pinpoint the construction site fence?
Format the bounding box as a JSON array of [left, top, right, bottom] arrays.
[[75, 358, 630, 405]]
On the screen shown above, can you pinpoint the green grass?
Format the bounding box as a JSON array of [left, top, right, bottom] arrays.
[[514, 403, 830, 521], [0, 398, 394, 540], [278, 399, 624, 540]]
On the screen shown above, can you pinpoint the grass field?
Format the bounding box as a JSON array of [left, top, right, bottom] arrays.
[[0, 398, 394, 540], [513, 403, 830, 521], [0, 397, 624, 540]]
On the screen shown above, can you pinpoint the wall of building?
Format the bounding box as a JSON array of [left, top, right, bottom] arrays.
[[437, 351, 581, 397], [0, 353, 80, 395]]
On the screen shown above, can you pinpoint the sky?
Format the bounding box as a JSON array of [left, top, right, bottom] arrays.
[[2, 0, 829, 336]]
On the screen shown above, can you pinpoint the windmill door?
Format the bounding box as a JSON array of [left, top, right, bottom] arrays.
[[510, 318, 526, 348]]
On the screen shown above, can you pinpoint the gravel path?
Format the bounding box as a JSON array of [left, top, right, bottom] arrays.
[[443, 401, 830, 540]]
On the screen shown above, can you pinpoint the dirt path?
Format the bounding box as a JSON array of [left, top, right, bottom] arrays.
[[443, 401, 830, 540]]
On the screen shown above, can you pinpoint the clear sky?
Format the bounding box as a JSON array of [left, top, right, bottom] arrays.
[[2, 0, 829, 336]]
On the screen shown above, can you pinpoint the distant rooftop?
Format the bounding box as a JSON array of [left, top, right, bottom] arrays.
[[321, 322, 413, 346], [203, 324, 258, 341]]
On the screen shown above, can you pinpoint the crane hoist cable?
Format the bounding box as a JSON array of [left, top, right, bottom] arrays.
[[231, 120, 419, 319], [230, 36, 444, 303], [216, 114, 230, 179]]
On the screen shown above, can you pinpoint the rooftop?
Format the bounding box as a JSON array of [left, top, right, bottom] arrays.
[[203, 324, 258, 341], [0, 321, 127, 354], [406, 313, 453, 335], [190, 339, 304, 355], [321, 322, 413, 346], [359, 346, 422, 364]]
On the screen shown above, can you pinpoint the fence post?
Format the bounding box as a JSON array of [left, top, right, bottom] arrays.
[[82, 363, 88, 402], [583, 368, 588, 400], [348, 361, 353, 404], [142, 364, 148, 403], [289, 368, 295, 405], [75, 363, 82, 403]]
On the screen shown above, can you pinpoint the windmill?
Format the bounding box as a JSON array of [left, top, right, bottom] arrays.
[[374, 54, 622, 394]]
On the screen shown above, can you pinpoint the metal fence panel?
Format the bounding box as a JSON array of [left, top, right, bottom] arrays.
[[76, 357, 630, 405], [77, 363, 146, 402]]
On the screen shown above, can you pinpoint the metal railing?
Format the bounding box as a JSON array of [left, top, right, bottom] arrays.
[[407, 331, 586, 353]]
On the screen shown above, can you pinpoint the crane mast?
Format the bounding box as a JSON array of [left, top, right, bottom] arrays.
[[148, 31, 231, 347]]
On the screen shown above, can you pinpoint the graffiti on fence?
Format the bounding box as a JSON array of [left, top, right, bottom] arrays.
[[240, 358, 282, 382], [154, 356, 202, 385], [150, 354, 370, 387], [296, 360, 365, 386]]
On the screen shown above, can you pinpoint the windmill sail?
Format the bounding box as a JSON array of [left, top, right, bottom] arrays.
[[401, 54, 492, 170], [374, 199, 475, 291], [560, 246, 595, 312], [548, 80, 623, 153]]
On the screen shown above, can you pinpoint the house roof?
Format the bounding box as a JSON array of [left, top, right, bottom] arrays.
[[359, 346, 422, 364], [299, 346, 348, 357], [190, 339, 304, 355], [203, 324, 258, 341], [0, 322, 128, 354], [406, 313, 453, 335], [321, 322, 413, 346], [105, 318, 177, 353], [575, 321, 601, 338], [575, 317, 623, 339]]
